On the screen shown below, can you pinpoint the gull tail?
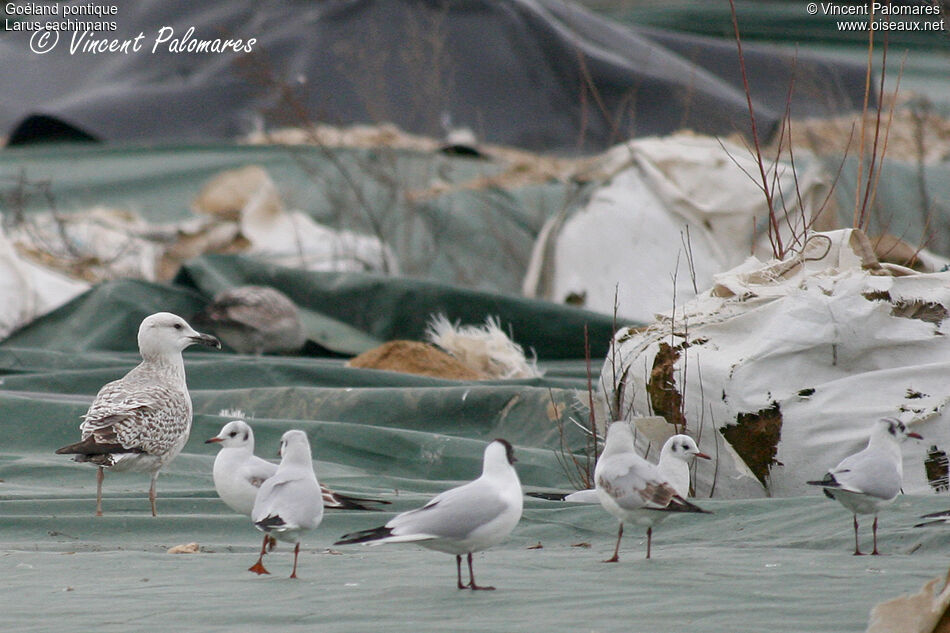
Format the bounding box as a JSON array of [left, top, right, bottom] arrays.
[[323, 490, 391, 511], [526, 491, 570, 501], [667, 495, 712, 514], [334, 525, 393, 545], [255, 514, 287, 533], [915, 509, 950, 527], [806, 473, 840, 499]]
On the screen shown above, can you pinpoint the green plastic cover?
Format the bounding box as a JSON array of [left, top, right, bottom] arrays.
[[1, 255, 948, 632]]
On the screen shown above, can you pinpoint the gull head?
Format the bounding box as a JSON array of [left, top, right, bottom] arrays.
[[205, 420, 254, 449], [875, 417, 923, 443], [662, 435, 712, 463], [483, 438, 517, 474], [138, 312, 221, 359], [278, 429, 313, 464]]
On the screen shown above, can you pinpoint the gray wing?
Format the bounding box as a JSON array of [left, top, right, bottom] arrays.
[[388, 479, 508, 540], [240, 455, 278, 489], [597, 454, 676, 511], [252, 470, 323, 529], [830, 448, 902, 500]]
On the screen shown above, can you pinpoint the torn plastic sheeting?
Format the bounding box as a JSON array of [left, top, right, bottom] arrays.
[[523, 133, 831, 322], [597, 229, 950, 498]]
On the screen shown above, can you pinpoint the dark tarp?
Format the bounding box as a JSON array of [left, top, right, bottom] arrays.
[[1, 0, 870, 152]]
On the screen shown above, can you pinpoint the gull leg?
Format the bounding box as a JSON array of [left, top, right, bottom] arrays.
[[95, 466, 104, 517], [646, 527, 653, 560], [148, 471, 159, 517], [603, 523, 623, 563], [456, 555, 465, 589], [289, 542, 300, 579], [871, 516, 880, 556], [249, 533, 271, 575], [467, 552, 494, 591], [852, 514, 864, 556]]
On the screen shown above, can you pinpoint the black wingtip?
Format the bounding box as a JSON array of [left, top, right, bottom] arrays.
[[255, 514, 287, 532], [334, 525, 393, 546], [329, 493, 392, 511], [919, 509, 950, 520], [526, 491, 570, 501], [668, 495, 712, 514]]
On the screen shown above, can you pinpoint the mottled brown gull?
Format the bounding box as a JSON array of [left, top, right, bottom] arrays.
[[56, 312, 220, 516], [193, 285, 305, 355]]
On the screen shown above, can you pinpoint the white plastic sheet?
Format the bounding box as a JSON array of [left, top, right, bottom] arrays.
[[598, 229, 950, 498], [524, 134, 830, 322]]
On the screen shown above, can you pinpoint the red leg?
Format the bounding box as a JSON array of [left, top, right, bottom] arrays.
[[456, 555, 466, 589], [603, 523, 623, 563], [871, 516, 880, 556], [248, 533, 271, 575], [289, 542, 300, 579], [852, 515, 864, 556], [467, 552, 494, 591]]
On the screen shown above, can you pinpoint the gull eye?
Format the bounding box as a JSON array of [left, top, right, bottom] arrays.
[[228, 431, 237, 438], [173, 323, 183, 330]]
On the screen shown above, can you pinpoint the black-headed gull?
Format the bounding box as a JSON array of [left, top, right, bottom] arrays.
[[528, 433, 710, 502], [807, 417, 921, 555], [335, 438, 523, 590], [595, 422, 710, 561], [56, 312, 220, 516], [193, 286, 305, 355], [250, 430, 324, 578], [205, 420, 389, 514]]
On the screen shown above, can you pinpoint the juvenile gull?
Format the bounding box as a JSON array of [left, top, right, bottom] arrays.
[[206, 419, 388, 513], [250, 430, 324, 578], [335, 439, 523, 590], [193, 285, 305, 355], [528, 434, 711, 503], [56, 312, 220, 516], [807, 417, 921, 555], [595, 422, 710, 561]]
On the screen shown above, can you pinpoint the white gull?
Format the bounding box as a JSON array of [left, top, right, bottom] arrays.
[[595, 422, 710, 561], [807, 417, 921, 555], [250, 430, 324, 578], [335, 439, 523, 590]]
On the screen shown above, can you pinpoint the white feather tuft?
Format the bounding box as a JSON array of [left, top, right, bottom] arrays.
[[424, 314, 543, 379]]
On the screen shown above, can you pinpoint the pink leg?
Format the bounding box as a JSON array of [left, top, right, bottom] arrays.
[[95, 467, 104, 517], [148, 472, 158, 517]]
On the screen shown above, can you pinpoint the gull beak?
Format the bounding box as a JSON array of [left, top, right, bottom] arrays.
[[694, 451, 712, 460], [908, 432, 923, 440], [205, 437, 223, 444], [190, 333, 222, 349]]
